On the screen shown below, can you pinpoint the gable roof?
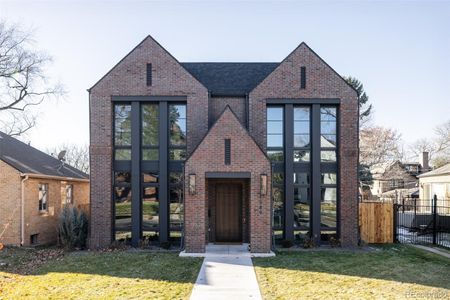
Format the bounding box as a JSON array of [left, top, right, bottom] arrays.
[[181, 62, 279, 96], [0, 131, 88, 179], [418, 163, 450, 178]]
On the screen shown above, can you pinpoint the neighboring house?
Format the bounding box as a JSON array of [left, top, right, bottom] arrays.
[[0, 132, 89, 246], [418, 163, 450, 203], [370, 153, 431, 199], [371, 161, 419, 198], [88, 36, 359, 253]]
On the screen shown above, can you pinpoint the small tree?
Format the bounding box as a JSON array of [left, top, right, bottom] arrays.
[[344, 76, 373, 128], [58, 205, 88, 250]]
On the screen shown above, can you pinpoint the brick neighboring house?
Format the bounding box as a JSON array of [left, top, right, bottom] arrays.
[[0, 132, 89, 246], [89, 36, 359, 253]]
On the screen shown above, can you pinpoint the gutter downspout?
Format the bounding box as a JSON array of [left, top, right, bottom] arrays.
[[21, 174, 29, 246]]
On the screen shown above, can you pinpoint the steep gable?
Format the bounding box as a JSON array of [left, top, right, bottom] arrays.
[[89, 35, 208, 95], [250, 42, 356, 99], [186, 106, 269, 168]]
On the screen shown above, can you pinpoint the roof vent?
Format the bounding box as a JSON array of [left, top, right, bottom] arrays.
[[146, 63, 152, 86], [300, 66, 306, 89]]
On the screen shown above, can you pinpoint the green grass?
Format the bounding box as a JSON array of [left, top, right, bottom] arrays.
[[253, 245, 450, 299], [0, 248, 202, 299]]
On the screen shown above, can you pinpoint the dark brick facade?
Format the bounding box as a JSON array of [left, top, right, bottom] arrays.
[[185, 108, 271, 253], [89, 36, 359, 251], [249, 43, 359, 246], [89, 36, 208, 248]]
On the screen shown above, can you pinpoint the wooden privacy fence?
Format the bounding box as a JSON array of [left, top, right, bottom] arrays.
[[359, 202, 394, 243]]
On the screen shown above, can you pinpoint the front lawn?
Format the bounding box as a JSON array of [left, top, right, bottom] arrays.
[[0, 247, 202, 299], [254, 245, 450, 299]]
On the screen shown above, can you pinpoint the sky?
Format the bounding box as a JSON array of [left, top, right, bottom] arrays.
[[0, 0, 449, 152]]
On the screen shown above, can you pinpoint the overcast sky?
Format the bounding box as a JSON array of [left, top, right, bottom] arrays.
[[0, 0, 449, 152]]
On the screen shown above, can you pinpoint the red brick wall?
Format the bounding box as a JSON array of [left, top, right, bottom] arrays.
[[184, 108, 271, 253], [249, 43, 359, 246], [89, 36, 208, 248]]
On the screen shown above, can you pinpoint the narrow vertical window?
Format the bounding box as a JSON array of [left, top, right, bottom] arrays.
[[38, 184, 48, 212], [267, 106, 284, 239], [169, 104, 187, 161], [142, 104, 159, 160], [320, 106, 337, 241], [146, 63, 152, 86], [114, 171, 132, 241], [224, 139, 231, 165], [300, 66, 306, 89], [114, 104, 132, 160], [66, 184, 73, 204]]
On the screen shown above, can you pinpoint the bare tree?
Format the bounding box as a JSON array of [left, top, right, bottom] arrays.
[[409, 120, 450, 167], [47, 143, 90, 174], [0, 20, 63, 136], [360, 126, 404, 168]]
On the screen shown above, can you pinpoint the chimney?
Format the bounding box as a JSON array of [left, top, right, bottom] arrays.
[[420, 152, 430, 171]]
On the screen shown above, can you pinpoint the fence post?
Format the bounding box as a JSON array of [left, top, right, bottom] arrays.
[[414, 197, 417, 219], [393, 204, 398, 243], [432, 194, 437, 245]]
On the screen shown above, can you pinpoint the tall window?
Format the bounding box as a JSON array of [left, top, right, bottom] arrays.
[[169, 104, 187, 161], [114, 104, 132, 160], [267, 104, 338, 244], [267, 107, 284, 238], [320, 107, 337, 239], [38, 184, 48, 212], [142, 104, 159, 160], [114, 172, 132, 241], [293, 107, 311, 238], [113, 101, 186, 244], [169, 172, 183, 238], [65, 184, 73, 204]]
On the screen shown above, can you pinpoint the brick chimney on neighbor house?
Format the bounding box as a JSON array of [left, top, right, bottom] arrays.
[[420, 151, 430, 171]]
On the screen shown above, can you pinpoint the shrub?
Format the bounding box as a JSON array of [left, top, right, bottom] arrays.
[[281, 239, 294, 248], [160, 241, 171, 250], [58, 205, 88, 250], [302, 236, 316, 248]]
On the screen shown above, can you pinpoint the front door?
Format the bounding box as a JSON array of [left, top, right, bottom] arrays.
[[215, 183, 242, 243]]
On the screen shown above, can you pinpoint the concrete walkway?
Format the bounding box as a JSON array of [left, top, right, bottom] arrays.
[[189, 244, 264, 300], [412, 244, 450, 259]]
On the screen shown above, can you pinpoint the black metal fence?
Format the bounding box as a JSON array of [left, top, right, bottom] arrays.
[[394, 196, 450, 248]]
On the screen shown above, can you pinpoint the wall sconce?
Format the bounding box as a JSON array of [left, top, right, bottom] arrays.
[[189, 174, 196, 195], [260, 174, 267, 196]]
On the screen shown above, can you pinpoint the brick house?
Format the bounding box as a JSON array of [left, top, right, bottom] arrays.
[[89, 36, 359, 253], [0, 132, 89, 246]]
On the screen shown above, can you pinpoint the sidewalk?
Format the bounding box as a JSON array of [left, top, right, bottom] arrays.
[[412, 244, 450, 259], [188, 244, 264, 300]]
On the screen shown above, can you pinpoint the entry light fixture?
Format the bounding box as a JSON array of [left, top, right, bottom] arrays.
[[189, 174, 196, 195], [260, 174, 268, 196]]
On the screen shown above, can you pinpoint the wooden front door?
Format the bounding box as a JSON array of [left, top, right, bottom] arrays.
[[215, 183, 242, 243]]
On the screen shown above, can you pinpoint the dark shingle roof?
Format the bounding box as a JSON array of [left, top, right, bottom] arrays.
[[0, 131, 88, 179], [181, 62, 279, 96]]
